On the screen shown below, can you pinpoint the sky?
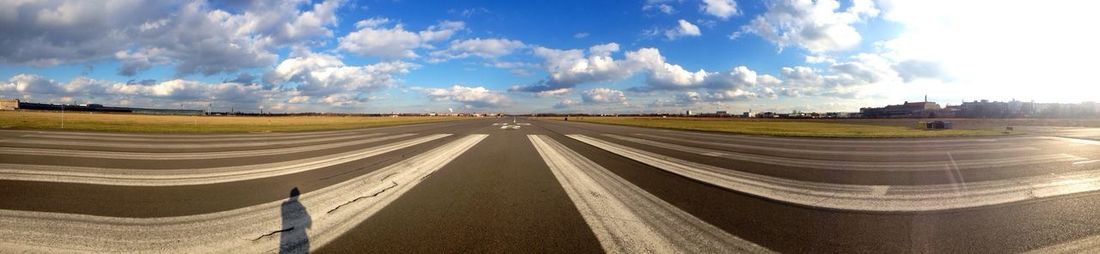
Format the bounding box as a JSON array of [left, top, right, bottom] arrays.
[[1, 0, 1098, 114]]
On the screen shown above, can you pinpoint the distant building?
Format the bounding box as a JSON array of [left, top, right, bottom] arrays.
[[0, 99, 18, 110], [14, 100, 202, 115], [685, 110, 693, 116], [860, 100, 942, 118]]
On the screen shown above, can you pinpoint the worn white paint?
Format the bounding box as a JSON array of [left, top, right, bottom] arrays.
[[570, 134, 1100, 212], [0, 134, 450, 186], [0, 134, 420, 160], [528, 135, 770, 253], [0, 134, 487, 253], [606, 134, 1086, 171]]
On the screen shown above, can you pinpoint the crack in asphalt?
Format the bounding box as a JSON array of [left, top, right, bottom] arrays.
[[252, 227, 294, 241], [327, 181, 399, 214]]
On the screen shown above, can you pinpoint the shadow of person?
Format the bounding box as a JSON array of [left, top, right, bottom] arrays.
[[280, 187, 312, 254]]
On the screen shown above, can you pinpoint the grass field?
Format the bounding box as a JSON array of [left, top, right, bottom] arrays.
[[562, 117, 1009, 138], [0, 110, 466, 133]]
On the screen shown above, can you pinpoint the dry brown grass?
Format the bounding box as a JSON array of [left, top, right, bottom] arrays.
[[0, 110, 466, 133]]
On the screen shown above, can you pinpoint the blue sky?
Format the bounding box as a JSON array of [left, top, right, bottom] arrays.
[[1, 0, 1097, 113]]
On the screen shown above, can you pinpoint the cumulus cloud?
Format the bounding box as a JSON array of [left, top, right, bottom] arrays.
[[1, 73, 277, 110], [700, 0, 739, 19], [665, 20, 702, 40], [892, 59, 949, 82], [771, 54, 902, 99], [738, 0, 879, 52], [553, 98, 580, 109], [643, 0, 676, 14], [0, 0, 344, 76], [535, 88, 572, 97], [263, 52, 418, 102], [338, 20, 465, 59], [581, 88, 628, 104], [511, 43, 636, 92], [417, 85, 510, 108], [429, 38, 526, 62], [515, 44, 778, 100]]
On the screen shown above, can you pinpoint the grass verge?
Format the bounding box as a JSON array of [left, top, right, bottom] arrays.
[[0, 110, 466, 133], [562, 117, 1009, 138]]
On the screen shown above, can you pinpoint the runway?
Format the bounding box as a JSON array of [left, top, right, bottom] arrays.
[[2, 118, 1100, 253]]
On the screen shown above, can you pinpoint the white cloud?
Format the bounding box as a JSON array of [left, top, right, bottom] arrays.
[[867, 0, 1100, 103], [738, 0, 878, 52], [665, 19, 702, 40], [429, 38, 526, 62], [581, 88, 628, 104], [512, 43, 636, 92], [338, 20, 465, 59], [643, 0, 676, 14], [535, 88, 572, 97], [700, 0, 739, 19], [0, 0, 343, 76], [354, 17, 391, 28], [554, 98, 580, 109], [263, 52, 418, 99], [588, 43, 621, 56], [2, 73, 278, 110], [417, 85, 510, 108], [512, 44, 788, 105], [574, 32, 590, 39]]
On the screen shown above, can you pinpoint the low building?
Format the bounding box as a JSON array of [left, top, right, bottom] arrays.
[[860, 100, 942, 118], [0, 99, 18, 110]]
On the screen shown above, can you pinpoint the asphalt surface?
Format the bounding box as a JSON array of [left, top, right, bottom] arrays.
[[2, 117, 1100, 253]]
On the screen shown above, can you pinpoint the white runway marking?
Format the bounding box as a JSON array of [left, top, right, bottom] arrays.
[[528, 135, 770, 253], [1027, 233, 1100, 254], [606, 134, 1085, 171], [15, 129, 386, 143], [570, 134, 1100, 212], [0, 134, 487, 253], [0, 134, 450, 186], [1050, 136, 1100, 145], [0, 133, 419, 160], [633, 134, 1038, 156], [1074, 160, 1100, 165], [1, 132, 392, 149], [635, 132, 1032, 150]]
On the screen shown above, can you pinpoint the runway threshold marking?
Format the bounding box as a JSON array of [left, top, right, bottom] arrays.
[[632, 133, 1038, 156], [0, 134, 451, 186], [0, 134, 486, 253], [569, 134, 1100, 212], [0, 133, 422, 160], [1, 132, 393, 149], [528, 135, 771, 253], [605, 134, 1085, 171]]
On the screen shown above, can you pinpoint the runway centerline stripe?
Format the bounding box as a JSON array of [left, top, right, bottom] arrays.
[[0, 133, 419, 160], [528, 135, 771, 253], [0, 134, 450, 186], [569, 134, 1100, 212], [606, 134, 1085, 171], [0, 134, 487, 253]]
